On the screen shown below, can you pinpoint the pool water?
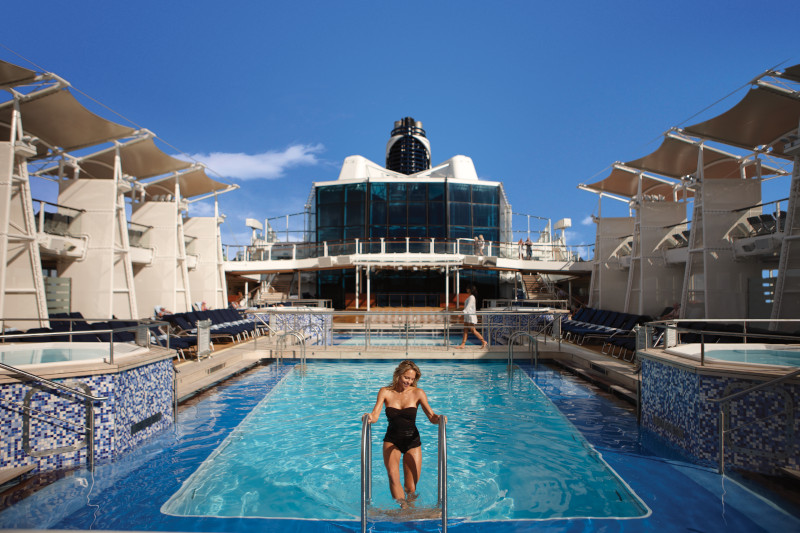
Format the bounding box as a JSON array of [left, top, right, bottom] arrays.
[[0, 342, 143, 366], [705, 347, 800, 366], [161, 361, 646, 520], [1, 361, 798, 532]]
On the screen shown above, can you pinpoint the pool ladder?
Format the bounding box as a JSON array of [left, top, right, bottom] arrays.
[[274, 330, 306, 367], [360, 413, 448, 532], [507, 331, 541, 374]]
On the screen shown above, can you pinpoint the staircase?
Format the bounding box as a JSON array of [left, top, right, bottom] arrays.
[[255, 273, 295, 305], [521, 274, 556, 300]]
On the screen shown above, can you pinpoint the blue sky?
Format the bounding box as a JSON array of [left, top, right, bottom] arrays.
[[3, 1, 799, 250]]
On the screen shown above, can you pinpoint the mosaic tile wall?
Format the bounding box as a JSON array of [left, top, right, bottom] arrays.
[[640, 358, 800, 474], [0, 358, 173, 474], [483, 312, 554, 346], [270, 312, 332, 346]]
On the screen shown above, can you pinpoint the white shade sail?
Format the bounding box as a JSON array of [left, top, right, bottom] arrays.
[[583, 167, 691, 201], [625, 135, 783, 180], [0, 59, 37, 87], [143, 167, 235, 199], [43, 137, 193, 180], [683, 84, 800, 158], [0, 88, 135, 152]]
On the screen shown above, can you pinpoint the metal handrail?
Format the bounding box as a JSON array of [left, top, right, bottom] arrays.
[[438, 415, 448, 532], [0, 361, 106, 471], [360, 414, 372, 533], [275, 330, 306, 366], [360, 412, 448, 532], [0, 362, 107, 402], [507, 331, 540, 372], [708, 367, 800, 474]]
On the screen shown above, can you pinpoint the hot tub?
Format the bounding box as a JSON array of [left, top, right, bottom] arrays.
[[664, 343, 800, 369], [0, 342, 149, 367]]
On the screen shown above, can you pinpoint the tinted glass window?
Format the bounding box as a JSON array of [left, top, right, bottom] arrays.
[[317, 185, 344, 204], [449, 183, 470, 202], [408, 203, 426, 225], [370, 183, 387, 202], [428, 183, 444, 202], [388, 203, 407, 225], [318, 203, 343, 227], [408, 183, 427, 202], [387, 183, 407, 202], [472, 204, 498, 227], [449, 202, 471, 226], [471, 185, 499, 205]]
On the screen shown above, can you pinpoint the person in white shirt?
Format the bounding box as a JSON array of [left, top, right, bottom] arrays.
[[458, 285, 488, 349]]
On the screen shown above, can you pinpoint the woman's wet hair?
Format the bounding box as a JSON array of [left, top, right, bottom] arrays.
[[390, 360, 421, 389]]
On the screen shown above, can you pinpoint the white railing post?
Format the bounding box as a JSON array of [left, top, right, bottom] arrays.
[[324, 241, 329, 256], [430, 238, 435, 254], [406, 237, 410, 253], [380, 238, 385, 254]]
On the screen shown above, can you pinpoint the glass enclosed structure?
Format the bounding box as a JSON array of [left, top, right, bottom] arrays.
[[315, 181, 501, 244], [312, 177, 508, 308]]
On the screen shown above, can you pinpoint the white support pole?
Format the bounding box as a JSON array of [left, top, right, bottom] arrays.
[[355, 266, 359, 310], [455, 268, 460, 305], [445, 266, 449, 311], [366, 268, 371, 312]]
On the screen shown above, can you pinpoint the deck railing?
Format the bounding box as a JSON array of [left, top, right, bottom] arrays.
[[224, 237, 593, 263], [248, 307, 567, 351]]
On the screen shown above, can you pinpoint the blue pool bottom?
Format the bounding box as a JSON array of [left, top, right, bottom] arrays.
[[0, 360, 797, 532]]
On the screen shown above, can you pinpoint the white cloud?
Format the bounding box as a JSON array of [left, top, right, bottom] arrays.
[[188, 201, 214, 216], [183, 144, 324, 180], [581, 215, 594, 225]]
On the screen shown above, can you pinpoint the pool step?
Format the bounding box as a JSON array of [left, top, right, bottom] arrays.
[[0, 464, 35, 487], [781, 467, 800, 482], [561, 363, 637, 404], [368, 506, 442, 520]]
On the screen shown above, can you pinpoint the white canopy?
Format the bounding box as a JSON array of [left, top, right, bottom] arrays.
[[625, 134, 783, 180], [0, 59, 37, 87], [43, 136, 193, 180], [0, 88, 135, 152], [683, 84, 800, 158], [143, 166, 236, 199]]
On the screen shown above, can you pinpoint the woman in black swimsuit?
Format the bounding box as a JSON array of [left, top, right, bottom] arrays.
[[366, 360, 443, 502]]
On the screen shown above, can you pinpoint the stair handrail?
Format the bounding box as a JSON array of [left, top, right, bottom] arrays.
[[708, 367, 800, 474], [0, 361, 107, 471]]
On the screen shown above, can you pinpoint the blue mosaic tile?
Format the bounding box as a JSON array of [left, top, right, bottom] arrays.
[[641, 358, 800, 474], [1, 357, 174, 474], [270, 313, 332, 345]]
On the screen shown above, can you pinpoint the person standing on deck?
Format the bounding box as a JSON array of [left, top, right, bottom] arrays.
[[458, 285, 488, 348]]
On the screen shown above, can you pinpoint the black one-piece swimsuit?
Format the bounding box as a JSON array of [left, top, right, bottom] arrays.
[[383, 406, 421, 453]]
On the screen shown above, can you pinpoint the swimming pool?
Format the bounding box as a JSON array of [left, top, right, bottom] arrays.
[[0, 361, 797, 532], [0, 342, 148, 366], [665, 343, 800, 368], [162, 361, 646, 520]]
